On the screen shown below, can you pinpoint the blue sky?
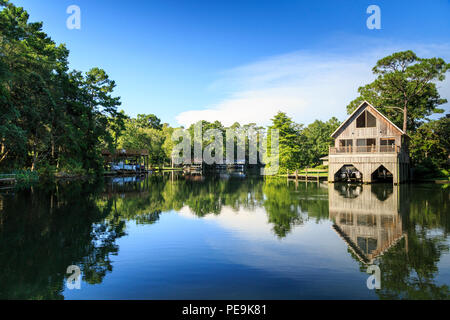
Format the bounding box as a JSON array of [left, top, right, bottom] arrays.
[[13, 0, 450, 126]]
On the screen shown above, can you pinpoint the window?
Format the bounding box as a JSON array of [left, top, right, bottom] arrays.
[[356, 138, 376, 152], [380, 138, 396, 152], [357, 237, 378, 255], [339, 139, 353, 147], [380, 138, 395, 146], [338, 139, 353, 152], [356, 139, 376, 146], [356, 110, 377, 128], [367, 111, 376, 127], [356, 112, 365, 128]]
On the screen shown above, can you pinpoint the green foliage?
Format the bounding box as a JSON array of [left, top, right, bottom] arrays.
[[13, 169, 39, 185], [105, 110, 128, 150], [268, 112, 340, 172], [162, 124, 176, 162], [118, 115, 167, 167], [0, 1, 120, 176], [2, 0, 446, 181], [268, 112, 304, 173], [135, 114, 163, 130], [410, 116, 450, 177], [347, 50, 449, 133], [301, 117, 340, 167], [36, 164, 57, 184]]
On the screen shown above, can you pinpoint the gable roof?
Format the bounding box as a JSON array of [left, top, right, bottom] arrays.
[[331, 100, 406, 138]]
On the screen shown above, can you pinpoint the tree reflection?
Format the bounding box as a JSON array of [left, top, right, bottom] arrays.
[[1, 174, 448, 299], [100, 174, 329, 238], [0, 181, 126, 299], [377, 184, 450, 299], [329, 183, 449, 299]]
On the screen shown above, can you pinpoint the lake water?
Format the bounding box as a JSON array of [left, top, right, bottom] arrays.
[[0, 173, 449, 300]]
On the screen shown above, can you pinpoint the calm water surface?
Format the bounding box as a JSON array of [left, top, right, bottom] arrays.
[[0, 174, 449, 299]]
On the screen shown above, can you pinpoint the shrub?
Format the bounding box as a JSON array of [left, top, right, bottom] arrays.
[[13, 170, 39, 188]]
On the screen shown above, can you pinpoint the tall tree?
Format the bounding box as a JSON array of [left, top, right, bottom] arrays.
[[268, 112, 304, 172], [347, 51, 449, 133], [135, 114, 163, 130], [0, 1, 121, 174], [302, 117, 341, 167]]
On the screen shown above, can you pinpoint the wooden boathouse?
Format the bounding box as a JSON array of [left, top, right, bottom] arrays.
[[328, 101, 410, 184], [101, 149, 150, 174]]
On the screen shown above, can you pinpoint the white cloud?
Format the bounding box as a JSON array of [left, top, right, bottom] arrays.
[[176, 42, 450, 127], [175, 204, 354, 278]]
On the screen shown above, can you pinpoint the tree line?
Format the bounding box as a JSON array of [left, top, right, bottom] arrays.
[[111, 113, 341, 173], [1, 1, 449, 178], [1, 1, 121, 176]]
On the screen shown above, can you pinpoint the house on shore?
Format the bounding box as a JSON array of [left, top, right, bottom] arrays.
[[328, 101, 410, 184]]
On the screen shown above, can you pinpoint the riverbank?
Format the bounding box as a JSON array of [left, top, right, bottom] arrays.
[[2, 167, 449, 189]]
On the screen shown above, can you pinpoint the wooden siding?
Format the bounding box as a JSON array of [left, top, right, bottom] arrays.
[[333, 104, 403, 149], [328, 102, 410, 184]]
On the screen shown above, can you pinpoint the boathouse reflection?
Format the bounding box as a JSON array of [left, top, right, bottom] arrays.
[[329, 184, 406, 264]]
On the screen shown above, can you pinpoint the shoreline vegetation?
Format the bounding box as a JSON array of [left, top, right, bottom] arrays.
[[0, 1, 449, 187]]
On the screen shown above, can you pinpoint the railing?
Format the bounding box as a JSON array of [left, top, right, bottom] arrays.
[[330, 145, 401, 154], [356, 146, 376, 153], [379, 145, 397, 153]]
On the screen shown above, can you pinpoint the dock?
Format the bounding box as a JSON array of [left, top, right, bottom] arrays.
[[287, 169, 328, 182], [0, 174, 16, 186], [183, 161, 248, 175], [183, 164, 203, 175], [102, 149, 150, 174]]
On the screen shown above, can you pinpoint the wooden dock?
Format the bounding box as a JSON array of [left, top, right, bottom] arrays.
[[287, 169, 328, 182], [183, 164, 203, 174]]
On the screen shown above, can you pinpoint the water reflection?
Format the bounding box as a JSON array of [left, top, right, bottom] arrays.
[[330, 183, 450, 299], [329, 184, 405, 264], [0, 182, 126, 299], [0, 174, 448, 299]]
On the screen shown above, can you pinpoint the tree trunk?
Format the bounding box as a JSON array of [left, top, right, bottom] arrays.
[[0, 142, 7, 163], [31, 145, 38, 171], [403, 101, 408, 133]]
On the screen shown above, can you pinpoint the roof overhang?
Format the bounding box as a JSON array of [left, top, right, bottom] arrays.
[[331, 100, 406, 138]]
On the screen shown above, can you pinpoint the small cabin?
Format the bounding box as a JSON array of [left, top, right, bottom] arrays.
[[328, 101, 410, 184]]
